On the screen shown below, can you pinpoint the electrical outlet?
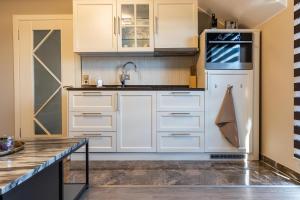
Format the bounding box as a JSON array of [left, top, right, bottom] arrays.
[[125, 74, 130, 80]]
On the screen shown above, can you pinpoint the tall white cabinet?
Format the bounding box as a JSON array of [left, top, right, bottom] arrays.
[[117, 91, 157, 152], [154, 0, 198, 49], [205, 70, 253, 153]]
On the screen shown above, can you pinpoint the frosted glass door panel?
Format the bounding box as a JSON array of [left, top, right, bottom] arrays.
[[118, 1, 153, 51], [33, 30, 62, 135]]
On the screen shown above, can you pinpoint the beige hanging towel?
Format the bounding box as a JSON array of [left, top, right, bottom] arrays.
[[215, 86, 240, 148]]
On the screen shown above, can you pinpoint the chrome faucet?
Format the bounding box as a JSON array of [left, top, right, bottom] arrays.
[[120, 61, 137, 87]]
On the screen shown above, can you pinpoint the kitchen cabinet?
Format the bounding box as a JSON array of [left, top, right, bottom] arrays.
[[157, 132, 204, 152], [154, 0, 198, 49], [73, 0, 153, 52], [117, 91, 156, 152], [117, 0, 154, 51], [70, 132, 116, 152], [73, 0, 117, 52], [205, 71, 253, 153], [156, 91, 205, 153], [69, 91, 117, 112], [69, 111, 117, 132], [157, 91, 204, 111], [73, 0, 198, 52], [68, 90, 117, 152], [157, 112, 204, 132]]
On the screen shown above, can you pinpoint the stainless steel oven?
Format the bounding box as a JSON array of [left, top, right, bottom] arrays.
[[205, 32, 253, 70]]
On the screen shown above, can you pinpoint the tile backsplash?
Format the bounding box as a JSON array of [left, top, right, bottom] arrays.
[[81, 56, 196, 85]]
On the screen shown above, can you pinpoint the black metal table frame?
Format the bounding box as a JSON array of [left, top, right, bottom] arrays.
[[0, 140, 89, 200]]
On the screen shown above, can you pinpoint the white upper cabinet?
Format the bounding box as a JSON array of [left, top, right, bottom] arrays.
[[154, 0, 198, 49], [73, 0, 198, 52], [73, 0, 118, 52], [73, 0, 154, 52], [117, 0, 154, 52]]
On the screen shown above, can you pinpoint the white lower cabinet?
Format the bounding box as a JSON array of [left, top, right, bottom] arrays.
[[68, 90, 205, 154], [157, 112, 204, 132], [117, 91, 156, 152], [70, 132, 116, 152], [157, 132, 204, 152], [157, 91, 205, 152], [157, 91, 204, 111], [69, 111, 116, 132]]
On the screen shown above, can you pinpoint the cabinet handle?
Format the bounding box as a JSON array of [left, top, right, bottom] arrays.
[[170, 92, 191, 95], [118, 17, 121, 35], [170, 133, 191, 136], [63, 85, 74, 89], [82, 92, 102, 95], [81, 113, 102, 117], [74, 134, 102, 138], [113, 17, 116, 35], [117, 93, 120, 111], [83, 133, 102, 137], [170, 113, 191, 116], [206, 72, 208, 90], [155, 16, 159, 34]]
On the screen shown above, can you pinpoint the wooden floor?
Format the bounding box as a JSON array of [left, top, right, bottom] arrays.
[[80, 186, 300, 200]]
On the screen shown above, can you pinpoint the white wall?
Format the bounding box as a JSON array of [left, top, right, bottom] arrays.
[[258, 0, 300, 173], [0, 0, 72, 137], [82, 56, 195, 85]]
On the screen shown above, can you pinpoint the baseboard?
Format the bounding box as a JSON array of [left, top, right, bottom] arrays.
[[260, 154, 300, 183]]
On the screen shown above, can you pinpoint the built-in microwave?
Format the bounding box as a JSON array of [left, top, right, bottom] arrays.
[[205, 32, 253, 70]]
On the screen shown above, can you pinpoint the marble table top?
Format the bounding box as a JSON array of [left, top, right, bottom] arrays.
[[0, 138, 88, 195]]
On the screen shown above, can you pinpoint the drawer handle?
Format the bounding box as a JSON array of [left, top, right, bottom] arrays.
[[73, 134, 102, 138], [170, 133, 192, 136], [81, 113, 102, 116], [83, 133, 102, 137], [170, 92, 191, 95], [170, 113, 191, 116], [82, 92, 102, 95]]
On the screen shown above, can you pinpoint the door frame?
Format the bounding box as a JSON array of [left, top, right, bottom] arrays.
[[13, 15, 80, 139]]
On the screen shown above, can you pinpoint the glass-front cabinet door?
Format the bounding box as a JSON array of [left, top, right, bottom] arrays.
[[117, 0, 153, 52]]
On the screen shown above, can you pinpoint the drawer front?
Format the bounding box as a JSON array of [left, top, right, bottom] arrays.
[[69, 91, 116, 112], [70, 132, 116, 152], [69, 112, 116, 132], [157, 112, 204, 132], [157, 132, 204, 152], [157, 91, 204, 111]]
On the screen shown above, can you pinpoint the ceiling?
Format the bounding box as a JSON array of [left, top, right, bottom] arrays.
[[198, 0, 288, 28]]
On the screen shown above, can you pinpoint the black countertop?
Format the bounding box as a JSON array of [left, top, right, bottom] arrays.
[[67, 85, 205, 91]]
